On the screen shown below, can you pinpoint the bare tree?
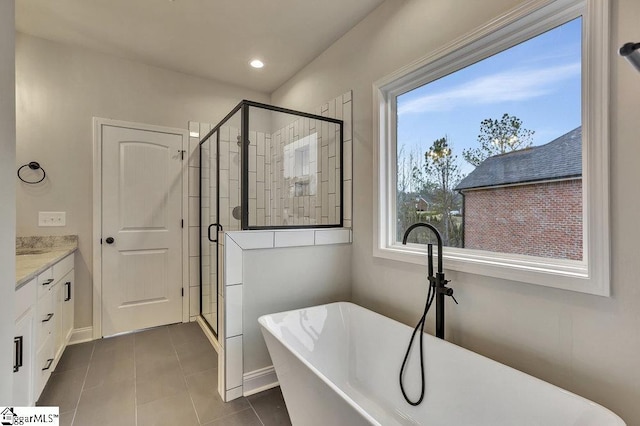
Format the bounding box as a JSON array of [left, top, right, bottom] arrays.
[[424, 137, 462, 246]]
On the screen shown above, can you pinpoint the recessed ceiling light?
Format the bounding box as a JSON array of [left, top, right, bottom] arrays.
[[250, 59, 264, 69]]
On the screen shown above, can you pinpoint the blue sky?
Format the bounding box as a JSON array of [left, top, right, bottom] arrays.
[[397, 17, 582, 177]]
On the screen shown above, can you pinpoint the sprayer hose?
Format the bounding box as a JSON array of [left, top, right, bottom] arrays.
[[399, 281, 435, 406]]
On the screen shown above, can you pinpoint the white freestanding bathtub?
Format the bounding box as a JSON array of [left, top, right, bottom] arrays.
[[259, 302, 625, 426]]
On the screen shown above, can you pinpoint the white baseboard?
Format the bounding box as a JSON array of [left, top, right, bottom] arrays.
[[243, 366, 279, 396], [68, 327, 94, 345], [196, 316, 221, 354]]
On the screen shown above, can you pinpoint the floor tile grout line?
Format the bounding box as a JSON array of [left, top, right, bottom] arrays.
[[69, 342, 96, 426], [168, 325, 187, 377], [246, 398, 266, 426], [183, 374, 204, 426], [206, 407, 264, 426], [133, 326, 170, 423], [168, 324, 204, 425]]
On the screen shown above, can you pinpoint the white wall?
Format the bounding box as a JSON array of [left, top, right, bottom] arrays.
[[271, 0, 640, 423], [0, 0, 16, 403], [243, 244, 352, 372], [15, 34, 270, 329]]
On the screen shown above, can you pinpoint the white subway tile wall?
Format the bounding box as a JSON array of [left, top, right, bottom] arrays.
[[225, 284, 243, 338], [267, 116, 321, 227]]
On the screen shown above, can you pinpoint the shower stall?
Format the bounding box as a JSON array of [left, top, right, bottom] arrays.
[[199, 100, 344, 336]]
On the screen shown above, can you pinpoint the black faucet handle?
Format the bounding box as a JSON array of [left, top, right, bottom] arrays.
[[442, 286, 459, 304]]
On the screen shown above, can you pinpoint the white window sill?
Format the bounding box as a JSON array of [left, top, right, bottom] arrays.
[[374, 244, 609, 297]]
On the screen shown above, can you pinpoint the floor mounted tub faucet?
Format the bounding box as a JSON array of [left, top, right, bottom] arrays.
[[402, 222, 457, 339]]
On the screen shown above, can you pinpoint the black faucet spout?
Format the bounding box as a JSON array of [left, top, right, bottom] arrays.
[[402, 222, 453, 339], [402, 223, 443, 274]]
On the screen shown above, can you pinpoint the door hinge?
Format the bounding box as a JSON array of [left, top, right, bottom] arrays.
[[181, 288, 184, 297], [179, 149, 186, 160], [181, 219, 184, 228]]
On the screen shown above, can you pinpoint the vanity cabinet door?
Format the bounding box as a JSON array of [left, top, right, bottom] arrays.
[[62, 270, 74, 346], [53, 279, 65, 361], [13, 303, 34, 406]]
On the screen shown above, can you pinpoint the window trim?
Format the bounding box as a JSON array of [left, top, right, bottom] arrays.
[[373, 0, 610, 296]]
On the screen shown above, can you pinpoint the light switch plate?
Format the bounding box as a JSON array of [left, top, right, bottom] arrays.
[[39, 212, 66, 227]]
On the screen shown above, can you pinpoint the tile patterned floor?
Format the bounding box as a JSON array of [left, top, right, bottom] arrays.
[[37, 322, 292, 426]]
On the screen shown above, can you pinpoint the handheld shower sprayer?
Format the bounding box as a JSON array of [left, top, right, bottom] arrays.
[[620, 42, 640, 73]]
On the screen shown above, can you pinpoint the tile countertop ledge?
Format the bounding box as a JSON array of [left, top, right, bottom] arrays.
[[15, 236, 78, 290]]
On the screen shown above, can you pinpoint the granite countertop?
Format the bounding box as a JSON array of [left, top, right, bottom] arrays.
[[16, 235, 78, 289]]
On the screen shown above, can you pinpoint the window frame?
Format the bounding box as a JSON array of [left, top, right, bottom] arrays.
[[373, 0, 610, 296]]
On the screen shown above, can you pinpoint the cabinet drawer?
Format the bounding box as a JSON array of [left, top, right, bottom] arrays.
[[53, 254, 74, 284], [15, 278, 36, 320], [34, 336, 54, 400], [37, 267, 54, 299], [35, 292, 54, 350]]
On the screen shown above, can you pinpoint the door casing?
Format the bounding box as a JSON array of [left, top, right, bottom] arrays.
[[92, 118, 189, 339]]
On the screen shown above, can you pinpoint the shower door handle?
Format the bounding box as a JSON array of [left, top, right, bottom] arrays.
[[207, 223, 223, 243]]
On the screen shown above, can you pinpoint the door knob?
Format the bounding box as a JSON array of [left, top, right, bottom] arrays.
[[105, 237, 115, 244]]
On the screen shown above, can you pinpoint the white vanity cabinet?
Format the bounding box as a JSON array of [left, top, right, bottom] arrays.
[[14, 252, 75, 405]]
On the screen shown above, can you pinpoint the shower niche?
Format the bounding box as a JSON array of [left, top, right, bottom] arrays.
[[199, 100, 344, 337]]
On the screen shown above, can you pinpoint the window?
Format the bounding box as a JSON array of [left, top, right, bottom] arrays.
[[374, 0, 609, 295], [284, 133, 318, 197]]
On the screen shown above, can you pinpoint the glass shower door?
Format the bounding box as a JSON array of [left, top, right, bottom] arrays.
[[199, 106, 243, 337], [200, 129, 219, 336]]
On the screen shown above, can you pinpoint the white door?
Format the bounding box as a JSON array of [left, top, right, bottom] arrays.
[[101, 124, 184, 336]]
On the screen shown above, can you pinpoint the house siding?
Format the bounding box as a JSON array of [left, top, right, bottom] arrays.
[[462, 179, 582, 260]]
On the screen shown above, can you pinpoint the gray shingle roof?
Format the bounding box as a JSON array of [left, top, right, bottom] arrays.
[[455, 126, 582, 191]]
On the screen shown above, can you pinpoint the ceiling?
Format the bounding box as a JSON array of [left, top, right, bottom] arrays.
[[16, 0, 385, 93]]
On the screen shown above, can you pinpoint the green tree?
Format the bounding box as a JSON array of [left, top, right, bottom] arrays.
[[423, 137, 463, 246], [462, 113, 535, 167]]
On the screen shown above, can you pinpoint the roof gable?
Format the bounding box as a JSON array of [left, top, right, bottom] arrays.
[[455, 126, 582, 191]]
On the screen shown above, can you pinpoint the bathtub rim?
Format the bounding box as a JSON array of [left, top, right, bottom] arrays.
[[258, 301, 625, 425]]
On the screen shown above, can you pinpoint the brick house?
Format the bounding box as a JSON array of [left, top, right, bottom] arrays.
[[414, 196, 430, 212], [455, 127, 582, 260]]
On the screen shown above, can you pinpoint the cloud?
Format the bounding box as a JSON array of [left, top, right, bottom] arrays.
[[398, 62, 580, 115]]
